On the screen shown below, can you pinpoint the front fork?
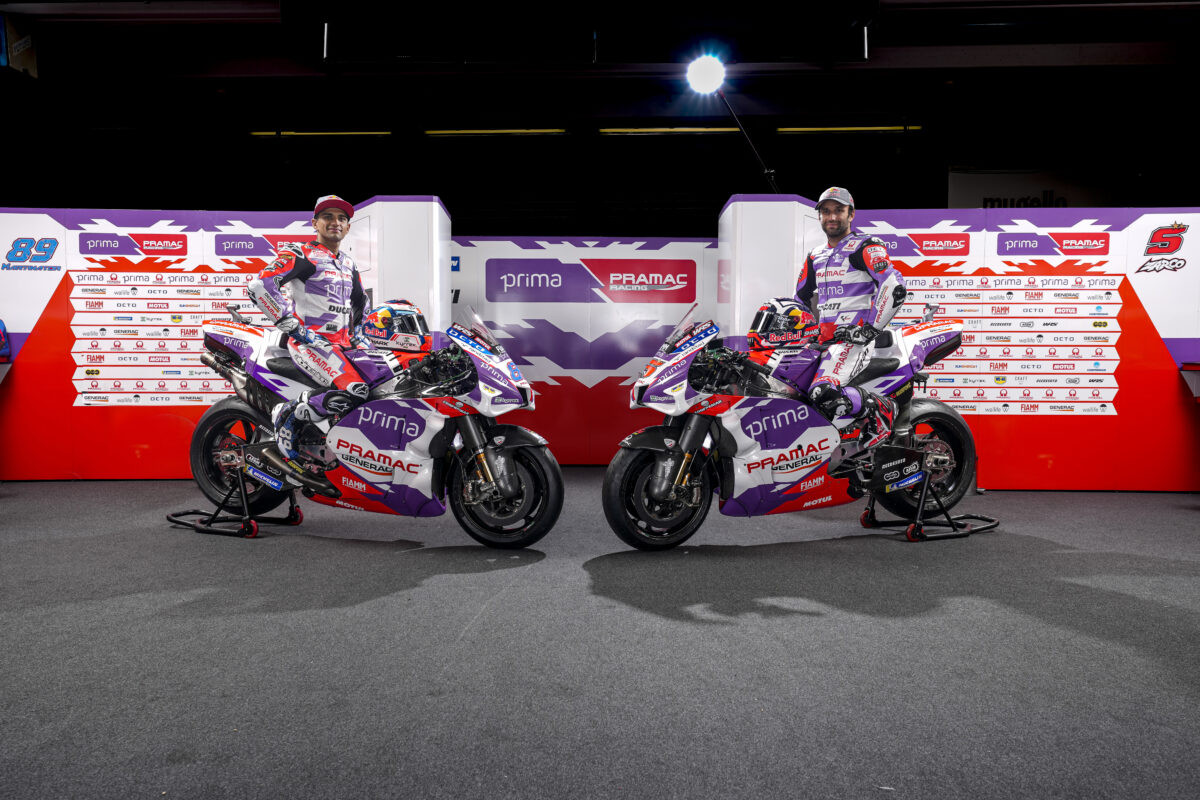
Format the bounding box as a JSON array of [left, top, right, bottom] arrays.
[[647, 414, 709, 503], [457, 415, 521, 501]]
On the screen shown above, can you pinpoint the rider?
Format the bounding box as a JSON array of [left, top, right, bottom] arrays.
[[796, 186, 907, 448], [247, 195, 371, 463]]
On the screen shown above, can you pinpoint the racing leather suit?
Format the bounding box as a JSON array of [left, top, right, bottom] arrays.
[[247, 241, 371, 457], [795, 232, 906, 431]]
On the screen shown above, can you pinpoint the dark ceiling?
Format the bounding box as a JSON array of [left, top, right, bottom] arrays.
[[1, 1, 1197, 235]]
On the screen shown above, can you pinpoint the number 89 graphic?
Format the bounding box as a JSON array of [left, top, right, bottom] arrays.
[[6, 238, 60, 263]]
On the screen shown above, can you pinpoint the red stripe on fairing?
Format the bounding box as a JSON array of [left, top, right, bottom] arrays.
[[423, 397, 476, 417], [766, 465, 857, 514]]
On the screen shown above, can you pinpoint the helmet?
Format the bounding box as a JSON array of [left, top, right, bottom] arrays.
[[361, 299, 431, 353], [748, 298, 817, 349]]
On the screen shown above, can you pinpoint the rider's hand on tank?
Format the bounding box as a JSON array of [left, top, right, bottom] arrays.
[[277, 316, 315, 345], [839, 325, 878, 346]]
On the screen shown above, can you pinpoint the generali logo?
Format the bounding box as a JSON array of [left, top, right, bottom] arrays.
[[1050, 232, 1110, 255], [909, 233, 970, 256], [129, 233, 188, 255]]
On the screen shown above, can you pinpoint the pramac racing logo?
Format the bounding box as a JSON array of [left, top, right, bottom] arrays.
[[583, 259, 696, 303], [908, 233, 970, 256], [1138, 222, 1188, 273]]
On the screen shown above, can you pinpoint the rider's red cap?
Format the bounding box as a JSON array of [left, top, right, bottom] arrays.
[[313, 194, 355, 219]]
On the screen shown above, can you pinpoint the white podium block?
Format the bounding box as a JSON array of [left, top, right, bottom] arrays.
[[347, 196, 452, 332], [716, 194, 821, 343]]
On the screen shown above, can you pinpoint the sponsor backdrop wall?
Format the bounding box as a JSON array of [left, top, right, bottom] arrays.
[[1, 201, 1197, 489]]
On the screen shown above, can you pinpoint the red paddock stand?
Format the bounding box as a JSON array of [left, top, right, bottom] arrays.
[[167, 447, 304, 538]]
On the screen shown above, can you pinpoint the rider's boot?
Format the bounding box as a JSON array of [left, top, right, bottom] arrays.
[[271, 391, 322, 463], [271, 385, 366, 465], [824, 388, 896, 476], [856, 392, 897, 450]]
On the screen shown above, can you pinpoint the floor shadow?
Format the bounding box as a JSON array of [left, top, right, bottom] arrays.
[[583, 531, 1200, 690], [4, 533, 545, 616]]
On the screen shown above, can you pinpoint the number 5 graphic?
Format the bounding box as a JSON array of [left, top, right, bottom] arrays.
[[1145, 224, 1188, 256]]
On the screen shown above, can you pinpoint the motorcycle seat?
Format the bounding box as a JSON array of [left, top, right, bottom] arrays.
[[265, 357, 324, 389]]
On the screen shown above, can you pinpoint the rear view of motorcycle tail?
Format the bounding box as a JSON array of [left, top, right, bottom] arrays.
[[183, 306, 563, 548]]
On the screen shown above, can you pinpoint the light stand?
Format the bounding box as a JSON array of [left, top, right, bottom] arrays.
[[687, 55, 780, 194]]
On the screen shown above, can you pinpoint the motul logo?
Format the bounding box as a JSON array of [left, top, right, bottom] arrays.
[[130, 233, 188, 255]]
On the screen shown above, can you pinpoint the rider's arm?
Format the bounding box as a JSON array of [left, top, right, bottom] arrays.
[[247, 245, 317, 339], [347, 265, 371, 347], [851, 237, 906, 331], [794, 252, 817, 312]]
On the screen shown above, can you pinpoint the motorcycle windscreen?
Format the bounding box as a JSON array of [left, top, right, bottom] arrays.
[[326, 398, 446, 516], [717, 397, 854, 516]]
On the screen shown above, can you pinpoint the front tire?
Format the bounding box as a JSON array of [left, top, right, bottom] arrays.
[[874, 398, 976, 519], [448, 446, 563, 549], [189, 397, 289, 516], [602, 448, 712, 551]]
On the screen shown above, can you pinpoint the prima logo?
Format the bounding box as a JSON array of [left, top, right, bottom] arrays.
[[500, 272, 561, 291], [355, 406, 422, 439], [743, 405, 810, 439]]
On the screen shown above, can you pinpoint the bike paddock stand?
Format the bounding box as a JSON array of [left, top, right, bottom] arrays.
[[858, 445, 998, 542], [167, 447, 304, 539]]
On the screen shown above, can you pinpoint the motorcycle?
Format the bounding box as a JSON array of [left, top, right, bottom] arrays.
[[190, 306, 563, 548], [602, 303, 977, 549]]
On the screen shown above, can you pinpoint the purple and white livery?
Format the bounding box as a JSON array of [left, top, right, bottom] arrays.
[[189, 306, 563, 548], [601, 304, 978, 549]]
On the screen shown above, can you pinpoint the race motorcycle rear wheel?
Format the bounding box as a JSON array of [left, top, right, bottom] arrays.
[[448, 446, 563, 549], [189, 397, 290, 516], [874, 398, 976, 519], [602, 448, 713, 551]]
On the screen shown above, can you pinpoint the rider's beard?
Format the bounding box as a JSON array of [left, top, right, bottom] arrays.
[[824, 219, 850, 240]]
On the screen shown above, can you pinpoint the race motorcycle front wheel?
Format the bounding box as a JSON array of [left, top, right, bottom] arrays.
[[874, 398, 976, 519], [602, 448, 713, 551], [189, 397, 290, 516], [448, 446, 563, 549]]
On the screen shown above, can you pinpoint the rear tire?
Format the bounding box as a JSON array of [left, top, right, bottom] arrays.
[[448, 446, 563, 549], [189, 397, 289, 516], [875, 398, 976, 519], [602, 448, 712, 551]]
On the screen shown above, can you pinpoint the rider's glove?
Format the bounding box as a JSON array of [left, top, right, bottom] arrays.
[[838, 324, 878, 346], [277, 315, 316, 345], [351, 323, 371, 349]]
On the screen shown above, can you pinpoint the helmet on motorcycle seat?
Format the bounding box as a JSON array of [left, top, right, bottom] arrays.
[[748, 297, 817, 349], [362, 299, 432, 353]]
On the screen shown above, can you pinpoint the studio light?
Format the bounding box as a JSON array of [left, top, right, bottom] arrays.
[[684, 54, 778, 192], [686, 55, 725, 94]]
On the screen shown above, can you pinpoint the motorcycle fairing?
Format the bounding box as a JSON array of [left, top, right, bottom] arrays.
[[716, 397, 845, 517], [203, 320, 265, 365], [632, 321, 719, 413], [326, 398, 447, 517], [446, 323, 531, 416], [902, 319, 963, 371]]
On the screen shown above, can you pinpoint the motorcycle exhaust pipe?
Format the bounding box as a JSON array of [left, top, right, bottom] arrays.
[[201, 351, 251, 405], [258, 446, 342, 499]]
